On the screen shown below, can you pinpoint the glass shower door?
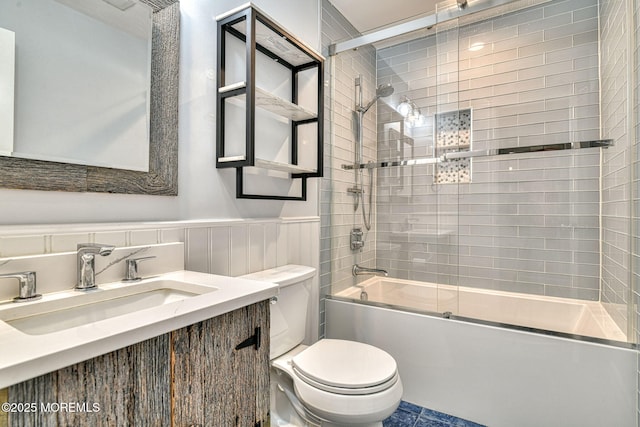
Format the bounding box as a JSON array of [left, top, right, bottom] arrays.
[[432, 1, 463, 317]]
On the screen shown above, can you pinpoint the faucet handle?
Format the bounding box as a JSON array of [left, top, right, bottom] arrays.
[[123, 256, 156, 282], [0, 271, 42, 302]]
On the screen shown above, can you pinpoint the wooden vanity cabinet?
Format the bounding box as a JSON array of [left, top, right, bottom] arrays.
[[2, 301, 270, 427]]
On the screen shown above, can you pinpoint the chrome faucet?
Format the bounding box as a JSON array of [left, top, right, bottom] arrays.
[[0, 271, 41, 302], [76, 243, 115, 291], [352, 264, 388, 277]]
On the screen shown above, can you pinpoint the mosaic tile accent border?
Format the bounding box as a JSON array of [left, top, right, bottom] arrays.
[[435, 109, 472, 184], [384, 401, 486, 427]]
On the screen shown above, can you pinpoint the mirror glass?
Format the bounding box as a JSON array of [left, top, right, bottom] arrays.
[[0, 0, 153, 171], [0, 27, 15, 154]]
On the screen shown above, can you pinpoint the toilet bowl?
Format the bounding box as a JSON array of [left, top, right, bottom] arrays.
[[272, 339, 403, 426], [242, 265, 402, 426]]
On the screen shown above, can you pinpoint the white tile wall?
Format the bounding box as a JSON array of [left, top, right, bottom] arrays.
[[0, 217, 320, 303], [0, 243, 184, 301], [181, 219, 319, 277], [185, 227, 210, 273], [0, 236, 44, 257], [210, 226, 231, 276]]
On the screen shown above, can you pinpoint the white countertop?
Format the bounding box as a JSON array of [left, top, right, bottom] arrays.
[[0, 270, 278, 388]]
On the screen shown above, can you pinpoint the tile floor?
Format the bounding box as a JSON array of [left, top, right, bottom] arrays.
[[383, 401, 486, 427]]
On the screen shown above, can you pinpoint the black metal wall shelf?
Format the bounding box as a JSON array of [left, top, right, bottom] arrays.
[[216, 4, 324, 201]]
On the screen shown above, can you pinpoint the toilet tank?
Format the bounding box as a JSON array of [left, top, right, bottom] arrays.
[[241, 265, 316, 359]]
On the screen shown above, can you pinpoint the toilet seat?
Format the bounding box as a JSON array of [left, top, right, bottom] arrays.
[[291, 339, 398, 395], [294, 366, 400, 395]]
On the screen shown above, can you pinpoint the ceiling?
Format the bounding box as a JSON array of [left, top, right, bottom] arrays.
[[329, 0, 440, 33]]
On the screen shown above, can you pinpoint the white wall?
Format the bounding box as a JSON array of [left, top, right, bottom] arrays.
[[0, 0, 320, 225]]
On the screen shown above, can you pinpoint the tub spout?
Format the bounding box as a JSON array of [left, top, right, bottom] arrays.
[[352, 264, 388, 277]]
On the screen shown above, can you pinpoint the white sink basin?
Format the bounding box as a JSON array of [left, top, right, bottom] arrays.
[[0, 269, 278, 389], [0, 279, 217, 335]]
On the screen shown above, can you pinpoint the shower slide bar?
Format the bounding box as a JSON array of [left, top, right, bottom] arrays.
[[341, 139, 613, 170]]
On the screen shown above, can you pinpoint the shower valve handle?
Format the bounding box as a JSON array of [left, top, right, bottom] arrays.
[[350, 228, 365, 250]]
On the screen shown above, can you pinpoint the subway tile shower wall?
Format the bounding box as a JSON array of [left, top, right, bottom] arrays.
[[320, 0, 379, 338], [375, 0, 602, 300], [600, 0, 633, 341]]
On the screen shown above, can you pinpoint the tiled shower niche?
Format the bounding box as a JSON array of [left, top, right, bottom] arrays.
[[434, 108, 472, 184]]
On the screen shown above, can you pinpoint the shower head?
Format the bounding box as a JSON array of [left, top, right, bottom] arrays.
[[376, 83, 395, 98], [360, 83, 395, 114], [457, 0, 468, 10]]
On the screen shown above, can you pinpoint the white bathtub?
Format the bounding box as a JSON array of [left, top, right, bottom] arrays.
[[334, 276, 627, 341], [326, 298, 637, 427]]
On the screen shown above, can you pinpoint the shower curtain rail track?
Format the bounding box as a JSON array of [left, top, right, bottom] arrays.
[[341, 139, 613, 170]]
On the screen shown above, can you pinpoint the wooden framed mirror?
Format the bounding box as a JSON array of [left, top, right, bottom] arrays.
[[0, 0, 179, 195]]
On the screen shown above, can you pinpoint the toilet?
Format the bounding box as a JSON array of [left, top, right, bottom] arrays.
[[242, 265, 402, 427]]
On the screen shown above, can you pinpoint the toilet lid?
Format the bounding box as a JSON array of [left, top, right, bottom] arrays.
[[291, 339, 398, 394]]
